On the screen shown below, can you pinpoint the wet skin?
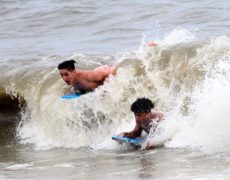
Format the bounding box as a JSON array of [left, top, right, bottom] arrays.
[[59, 66, 116, 92]]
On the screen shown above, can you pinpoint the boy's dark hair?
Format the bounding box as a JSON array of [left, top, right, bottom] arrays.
[[58, 60, 76, 70], [131, 98, 154, 114]]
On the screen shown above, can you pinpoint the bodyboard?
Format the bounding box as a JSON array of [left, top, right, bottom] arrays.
[[62, 93, 82, 99], [112, 135, 143, 147]]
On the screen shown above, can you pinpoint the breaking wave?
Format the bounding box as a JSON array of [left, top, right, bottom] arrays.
[[1, 28, 230, 154]]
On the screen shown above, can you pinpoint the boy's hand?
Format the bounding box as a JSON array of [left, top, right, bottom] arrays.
[[117, 132, 126, 137]]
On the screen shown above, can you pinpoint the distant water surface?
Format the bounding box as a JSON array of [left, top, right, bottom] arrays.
[[0, 0, 230, 59]]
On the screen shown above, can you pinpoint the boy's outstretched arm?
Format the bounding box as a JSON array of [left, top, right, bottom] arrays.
[[84, 68, 116, 82], [82, 70, 108, 82], [118, 124, 142, 139]]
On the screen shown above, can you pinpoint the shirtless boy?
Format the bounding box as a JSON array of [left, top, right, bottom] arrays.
[[118, 97, 163, 148], [58, 60, 116, 94]]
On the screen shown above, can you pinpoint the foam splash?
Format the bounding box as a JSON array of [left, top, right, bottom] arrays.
[[6, 163, 34, 170], [165, 48, 230, 153], [158, 27, 198, 47]]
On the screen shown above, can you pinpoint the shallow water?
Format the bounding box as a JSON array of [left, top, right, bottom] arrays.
[[1, 146, 230, 180]]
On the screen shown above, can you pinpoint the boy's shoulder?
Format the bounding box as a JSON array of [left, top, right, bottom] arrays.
[[151, 111, 163, 120]]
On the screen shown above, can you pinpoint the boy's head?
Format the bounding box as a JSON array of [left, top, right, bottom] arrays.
[[131, 98, 154, 115], [58, 59, 76, 71], [58, 60, 76, 85]]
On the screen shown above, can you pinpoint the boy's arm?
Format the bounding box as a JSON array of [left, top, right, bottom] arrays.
[[119, 123, 142, 139], [83, 70, 109, 82]]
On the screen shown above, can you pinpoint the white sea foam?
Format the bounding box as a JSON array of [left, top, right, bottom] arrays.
[[54, 163, 75, 168], [6, 163, 33, 170]]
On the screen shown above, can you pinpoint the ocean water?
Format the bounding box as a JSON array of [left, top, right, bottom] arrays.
[[1, 0, 230, 179]]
